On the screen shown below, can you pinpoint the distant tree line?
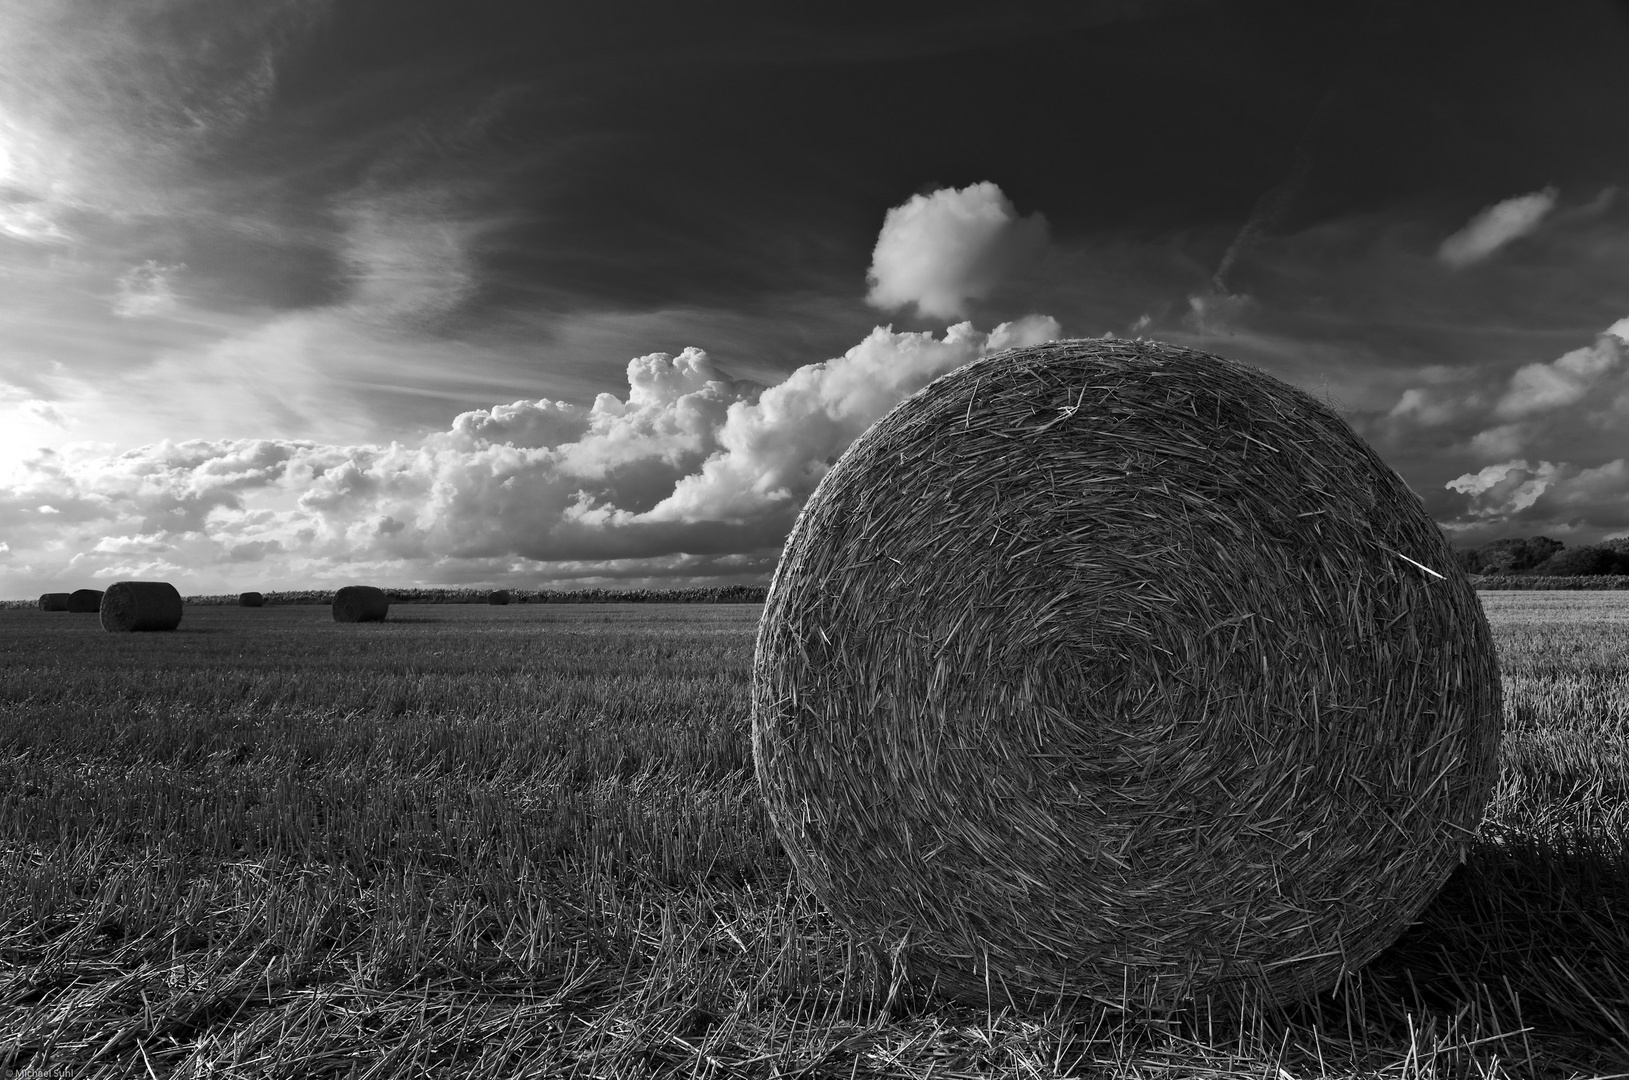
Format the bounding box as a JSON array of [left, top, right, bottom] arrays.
[[1455, 536, 1629, 577]]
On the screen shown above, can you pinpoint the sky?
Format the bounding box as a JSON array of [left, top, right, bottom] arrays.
[[4, 0, 1629, 595]]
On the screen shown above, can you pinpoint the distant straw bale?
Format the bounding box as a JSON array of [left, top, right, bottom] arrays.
[[487, 589, 511, 606], [100, 581, 183, 632], [238, 592, 265, 608], [66, 589, 103, 613], [333, 585, 389, 623], [37, 593, 69, 611], [752, 338, 1502, 1013]]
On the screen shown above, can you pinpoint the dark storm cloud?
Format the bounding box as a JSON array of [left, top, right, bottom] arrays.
[[17, 1, 1629, 360], [228, 0, 1629, 348], [183, 0, 1367, 324], [13, 1, 1629, 325]]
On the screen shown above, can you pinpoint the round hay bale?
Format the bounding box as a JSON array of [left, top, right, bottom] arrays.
[[99, 581, 183, 632], [333, 585, 389, 623], [488, 589, 511, 606], [66, 589, 104, 613], [238, 591, 266, 608], [37, 592, 70, 611], [752, 338, 1502, 1013]]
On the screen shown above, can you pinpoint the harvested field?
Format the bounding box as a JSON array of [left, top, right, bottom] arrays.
[[0, 595, 1624, 1077]]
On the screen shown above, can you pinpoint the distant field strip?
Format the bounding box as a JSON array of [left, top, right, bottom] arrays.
[[1480, 592, 1629, 844]]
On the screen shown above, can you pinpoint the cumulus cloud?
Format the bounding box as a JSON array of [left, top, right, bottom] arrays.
[[1376, 316, 1629, 540], [1444, 457, 1629, 532], [1493, 334, 1623, 420], [866, 182, 1049, 320], [1438, 188, 1558, 269], [92, 534, 174, 555], [91, 559, 185, 580], [447, 397, 591, 450], [638, 315, 1061, 524], [1444, 459, 1561, 517], [228, 539, 282, 562], [0, 387, 76, 462], [1386, 385, 1483, 431], [25, 401, 64, 426], [1383, 318, 1629, 456], [0, 316, 1062, 594]]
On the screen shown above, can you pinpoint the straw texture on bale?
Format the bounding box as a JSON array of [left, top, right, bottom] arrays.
[[66, 589, 104, 613], [38, 593, 69, 611], [238, 592, 265, 608], [99, 581, 183, 632], [752, 338, 1502, 1013], [333, 585, 389, 623], [488, 589, 511, 605]]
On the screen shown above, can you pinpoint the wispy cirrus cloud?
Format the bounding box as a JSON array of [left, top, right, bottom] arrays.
[[337, 188, 485, 329], [1375, 318, 1629, 540], [0, 0, 320, 230], [1438, 188, 1559, 269], [0, 189, 70, 245], [113, 261, 185, 318]]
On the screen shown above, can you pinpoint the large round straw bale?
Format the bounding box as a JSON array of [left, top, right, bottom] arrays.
[[99, 581, 183, 632], [238, 591, 265, 608], [66, 589, 104, 613], [333, 585, 389, 623], [38, 592, 69, 611], [487, 589, 511, 606], [752, 338, 1502, 1013]]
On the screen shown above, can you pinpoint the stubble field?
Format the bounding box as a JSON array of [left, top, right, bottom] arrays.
[[0, 594, 1625, 1078]]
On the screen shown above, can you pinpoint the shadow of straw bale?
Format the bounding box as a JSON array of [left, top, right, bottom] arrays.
[[876, 834, 1629, 1071], [1303, 832, 1629, 1056]]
